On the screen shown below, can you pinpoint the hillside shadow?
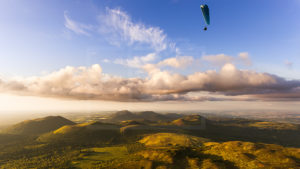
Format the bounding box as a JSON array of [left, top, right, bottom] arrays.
[[173, 147, 239, 169], [185, 122, 300, 148]]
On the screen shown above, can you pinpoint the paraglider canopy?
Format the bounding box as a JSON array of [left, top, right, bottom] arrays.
[[201, 4, 210, 30]]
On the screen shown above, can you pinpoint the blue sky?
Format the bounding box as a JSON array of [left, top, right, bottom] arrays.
[[0, 0, 299, 77], [0, 0, 300, 112]]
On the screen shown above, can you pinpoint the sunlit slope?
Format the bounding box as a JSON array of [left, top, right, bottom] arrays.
[[139, 133, 210, 147], [1, 119, 300, 169], [248, 121, 299, 130], [120, 124, 159, 136], [119, 116, 206, 136], [120, 120, 143, 126], [38, 121, 120, 143], [3, 116, 75, 135], [71, 146, 141, 169], [202, 141, 300, 169], [171, 115, 205, 126], [137, 133, 300, 169]]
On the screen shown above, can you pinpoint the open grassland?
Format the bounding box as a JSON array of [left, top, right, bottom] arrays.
[[1, 112, 300, 169], [72, 146, 135, 169]]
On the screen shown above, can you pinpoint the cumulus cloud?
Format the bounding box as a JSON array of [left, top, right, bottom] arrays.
[[202, 54, 233, 66], [99, 8, 168, 52], [140, 56, 194, 75], [0, 63, 300, 102], [64, 11, 93, 36], [158, 56, 194, 68], [0, 65, 145, 101], [144, 63, 281, 95], [238, 52, 252, 66], [114, 54, 193, 71], [202, 52, 252, 67], [114, 53, 157, 68]]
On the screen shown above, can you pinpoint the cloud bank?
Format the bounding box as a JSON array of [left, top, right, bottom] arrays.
[[0, 63, 299, 102]]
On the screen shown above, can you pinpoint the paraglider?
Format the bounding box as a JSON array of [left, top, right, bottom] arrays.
[[200, 4, 210, 31]]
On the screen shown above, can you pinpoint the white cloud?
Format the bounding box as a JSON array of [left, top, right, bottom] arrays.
[[238, 52, 252, 66], [102, 59, 110, 63], [202, 52, 252, 67], [64, 11, 93, 36], [202, 54, 233, 66], [99, 8, 168, 52], [140, 56, 194, 75], [114, 53, 157, 68], [1, 63, 299, 102], [158, 56, 194, 68]]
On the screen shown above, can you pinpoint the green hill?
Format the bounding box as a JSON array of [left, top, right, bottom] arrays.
[[3, 116, 75, 135], [248, 121, 299, 130], [171, 115, 205, 126], [136, 133, 300, 169], [1, 114, 300, 169], [135, 111, 170, 121], [109, 110, 136, 122], [120, 120, 143, 126], [202, 141, 300, 169], [139, 133, 210, 147], [107, 110, 175, 123], [38, 121, 120, 144]]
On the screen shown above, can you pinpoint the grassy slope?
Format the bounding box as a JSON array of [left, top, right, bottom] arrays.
[[2, 116, 75, 135], [1, 114, 300, 169], [202, 141, 300, 169], [72, 133, 300, 169], [72, 146, 140, 169], [38, 122, 121, 145], [138, 133, 300, 169], [139, 133, 210, 147]]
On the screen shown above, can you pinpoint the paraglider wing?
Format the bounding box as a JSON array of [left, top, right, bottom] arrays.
[[201, 5, 210, 25]]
